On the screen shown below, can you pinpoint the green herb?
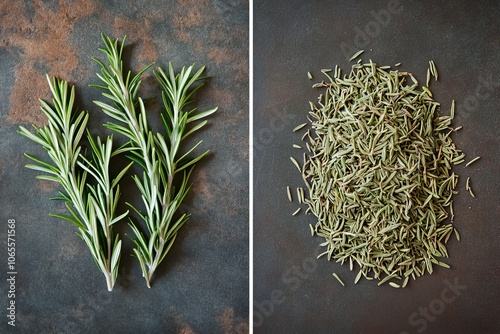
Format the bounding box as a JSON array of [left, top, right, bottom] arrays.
[[19, 76, 130, 291], [292, 57, 465, 287], [93, 34, 216, 288]]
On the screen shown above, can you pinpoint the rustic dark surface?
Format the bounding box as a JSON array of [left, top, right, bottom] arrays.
[[254, 0, 500, 333], [0, 1, 248, 333]]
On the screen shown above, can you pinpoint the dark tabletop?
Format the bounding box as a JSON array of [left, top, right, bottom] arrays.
[[254, 0, 500, 333], [0, 1, 248, 333]]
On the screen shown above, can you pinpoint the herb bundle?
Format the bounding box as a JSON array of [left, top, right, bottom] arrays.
[[93, 34, 217, 287], [19, 34, 216, 290], [19, 76, 130, 291], [292, 54, 464, 287]]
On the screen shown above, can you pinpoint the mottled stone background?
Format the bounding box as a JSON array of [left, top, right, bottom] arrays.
[[254, 0, 499, 333], [0, 0, 248, 333]]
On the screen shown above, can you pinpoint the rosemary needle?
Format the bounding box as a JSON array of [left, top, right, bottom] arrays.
[[332, 273, 345, 286]]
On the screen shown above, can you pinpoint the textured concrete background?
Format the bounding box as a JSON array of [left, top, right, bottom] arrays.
[[254, 0, 500, 333], [0, 1, 248, 333]]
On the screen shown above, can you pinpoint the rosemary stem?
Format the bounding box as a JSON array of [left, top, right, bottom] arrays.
[[147, 238, 165, 289], [106, 222, 112, 285], [104, 271, 113, 292]]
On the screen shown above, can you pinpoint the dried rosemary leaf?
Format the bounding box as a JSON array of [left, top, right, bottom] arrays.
[[293, 123, 308, 132], [296, 187, 302, 204], [430, 60, 438, 80], [290, 156, 301, 172], [467, 180, 476, 198], [465, 156, 480, 167], [309, 224, 315, 236], [332, 273, 345, 286], [349, 50, 364, 61], [422, 86, 433, 97]]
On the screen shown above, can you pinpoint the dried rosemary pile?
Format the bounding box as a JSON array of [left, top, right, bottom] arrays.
[[291, 53, 466, 288]]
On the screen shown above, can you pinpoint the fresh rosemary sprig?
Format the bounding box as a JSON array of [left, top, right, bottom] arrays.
[[93, 34, 217, 287], [18, 76, 131, 291]]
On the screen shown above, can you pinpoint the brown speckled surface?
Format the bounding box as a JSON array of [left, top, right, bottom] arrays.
[[0, 0, 248, 333]]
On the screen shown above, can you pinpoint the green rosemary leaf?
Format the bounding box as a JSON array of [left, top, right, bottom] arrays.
[[19, 126, 48, 146], [93, 100, 125, 119], [23, 153, 54, 166], [181, 120, 208, 140], [24, 162, 58, 175], [35, 175, 60, 182], [104, 123, 136, 142], [158, 234, 179, 265], [127, 223, 151, 260], [133, 248, 149, 279], [111, 236, 122, 277], [49, 213, 85, 229], [176, 140, 205, 164], [130, 62, 155, 89], [176, 149, 210, 172], [111, 161, 134, 189], [186, 107, 218, 123]]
